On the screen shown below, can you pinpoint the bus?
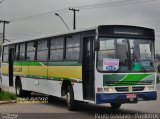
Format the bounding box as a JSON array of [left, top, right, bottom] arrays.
[[1, 25, 157, 110]]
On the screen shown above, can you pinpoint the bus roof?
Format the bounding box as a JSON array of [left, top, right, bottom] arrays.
[[3, 25, 154, 46], [3, 26, 97, 46]]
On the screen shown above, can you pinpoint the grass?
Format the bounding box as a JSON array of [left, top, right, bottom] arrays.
[[0, 91, 16, 101]]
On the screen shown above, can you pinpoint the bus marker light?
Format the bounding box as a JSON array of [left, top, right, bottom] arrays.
[[97, 88, 103, 92]]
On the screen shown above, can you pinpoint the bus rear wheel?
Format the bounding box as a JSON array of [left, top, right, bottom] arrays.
[[110, 103, 121, 109], [66, 85, 75, 111], [15, 79, 31, 97]]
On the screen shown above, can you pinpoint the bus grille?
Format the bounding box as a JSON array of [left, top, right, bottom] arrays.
[[115, 86, 145, 92]]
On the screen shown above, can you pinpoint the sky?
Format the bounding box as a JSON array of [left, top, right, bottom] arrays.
[[0, 0, 160, 52]]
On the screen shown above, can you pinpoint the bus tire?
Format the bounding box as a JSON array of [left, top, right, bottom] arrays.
[[15, 79, 31, 97], [66, 85, 75, 111], [110, 103, 121, 109]]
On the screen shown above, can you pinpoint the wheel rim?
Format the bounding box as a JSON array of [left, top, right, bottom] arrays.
[[66, 92, 70, 104], [16, 85, 20, 95]]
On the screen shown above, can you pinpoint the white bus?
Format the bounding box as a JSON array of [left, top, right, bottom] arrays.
[[1, 25, 157, 110]]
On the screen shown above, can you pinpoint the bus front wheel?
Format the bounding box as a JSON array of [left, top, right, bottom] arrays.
[[66, 85, 75, 111], [110, 103, 121, 109]]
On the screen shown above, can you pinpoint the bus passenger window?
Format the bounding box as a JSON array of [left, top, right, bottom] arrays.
[[15, 44, 19, 60], [3, 46, 8, 62], [19, 43, 26, 60], [26, 42, 35, 61], [37, 40, 48, 61], [50, 37, 64, 61], [66, 35, 80, 60]]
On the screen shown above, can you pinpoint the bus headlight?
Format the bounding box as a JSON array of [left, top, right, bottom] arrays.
[[145, 86, 154, 90], [104, 87, 115, 92]]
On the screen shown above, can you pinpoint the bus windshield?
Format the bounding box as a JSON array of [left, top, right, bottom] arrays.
[[97, 37, 155, 72]]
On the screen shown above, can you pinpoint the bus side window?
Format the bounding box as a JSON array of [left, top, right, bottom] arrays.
[[66, 35, 80, 61], [19, 43, 26, 60], [50, 37, 64, 61], [15, 44, 20, 61], [37, 40, 48, 61], [26, 42, 35, 61], [2, 46, 9, 62]]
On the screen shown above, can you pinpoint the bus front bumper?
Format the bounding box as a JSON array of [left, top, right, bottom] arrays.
[[96, 91, 157, 104]]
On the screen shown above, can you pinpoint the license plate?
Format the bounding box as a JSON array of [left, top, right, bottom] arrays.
[[127, 94, 137, 99]]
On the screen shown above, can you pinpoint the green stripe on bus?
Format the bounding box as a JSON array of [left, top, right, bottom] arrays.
[[114, 74, 151, 86], [47, 62, 81, 66], [103, 74, 151, 86], [103, 74, 126, 86], [14, 62, 43, 66], [13, 61, 81, 66]]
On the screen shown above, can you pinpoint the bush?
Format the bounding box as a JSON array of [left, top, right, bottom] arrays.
[[157, 78, 159, 84], [157, 65, 160, 73], [0, 91, 16, 101], [157, 73, 160, 84]]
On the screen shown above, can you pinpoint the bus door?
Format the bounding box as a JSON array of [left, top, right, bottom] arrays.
[[83, 37, 95, 100], [8, 47, 14, 86]]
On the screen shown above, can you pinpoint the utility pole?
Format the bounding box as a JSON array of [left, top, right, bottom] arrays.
[[0, 20, 10, 43], [69, 8, 79, 30]]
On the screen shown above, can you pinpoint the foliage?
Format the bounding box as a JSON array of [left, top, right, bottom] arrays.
[[157, 76, 159, 83], [157, 65, 160, 73], [0, 91, 16, 101]]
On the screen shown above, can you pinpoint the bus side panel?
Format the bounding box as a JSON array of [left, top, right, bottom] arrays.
[[1, 63, 9, 87], [47, 62, 83, 99], [48, 65, 82, 81], [13, 61, 30, 91], [73, 83, 83, 101], [1, 75, 9, 87], [39, 79, 62, 97], [13, 62, 23, 77], [26, 62, 48, 92], [21, 77, 62, 97], [28, 62, 48, 79], [21, 77, 84, 99], [1, 63, 9, 77], [18, 77, 28, 91], [1, 76, 16, 93]]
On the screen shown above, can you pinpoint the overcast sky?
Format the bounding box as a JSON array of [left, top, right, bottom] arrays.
[[0, 0, 160, 52]]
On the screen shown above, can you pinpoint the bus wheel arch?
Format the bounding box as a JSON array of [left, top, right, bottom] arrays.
[[66, 84, 75, 111], [15, 76, 22, 97], [61, 80, 75, 110], [15, 76, 31, 97], [61, 80, 71, 96]]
